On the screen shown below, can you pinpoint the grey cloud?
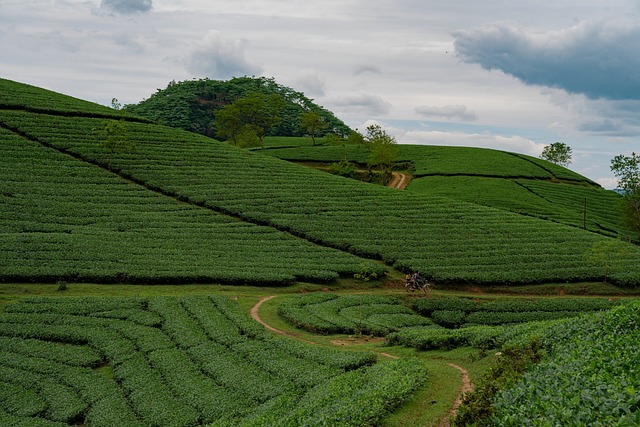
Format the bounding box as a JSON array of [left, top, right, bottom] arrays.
[[185, 30, 262, 79], [577, 102, 640, 137], [330, 93, 392, 117], [454, 20, 640, 100], [415, 104, 477, 121], [101, 0, 152, 14], [354, 65, 381, 75], [291, 71, 326, 97]]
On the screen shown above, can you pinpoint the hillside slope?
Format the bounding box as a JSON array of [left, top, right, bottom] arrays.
[[1, 78, 639, 286], [258, 140, 634, 241]]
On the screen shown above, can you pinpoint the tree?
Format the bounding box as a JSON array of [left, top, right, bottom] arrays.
[[300, 110, 328, 145], [363, 124, 398, 179], [540, 142, 572, 167], [611, 152, 640, 239], [214, 92, 285, 147], [95, 119, 134, 171]]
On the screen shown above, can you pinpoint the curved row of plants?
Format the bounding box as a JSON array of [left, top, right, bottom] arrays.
[[275, 293, 639, 426], [0, 295, 425, 426], [277, 293, 625, 336], [2, 106, 639, 285]]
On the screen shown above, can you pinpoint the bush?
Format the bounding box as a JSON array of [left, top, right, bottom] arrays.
[[431, 310, 466, 328]]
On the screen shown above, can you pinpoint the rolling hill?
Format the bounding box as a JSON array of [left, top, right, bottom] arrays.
[[257, 140, 634, 241], [1, 77, 639, 287], [1, 78, 639, 427]]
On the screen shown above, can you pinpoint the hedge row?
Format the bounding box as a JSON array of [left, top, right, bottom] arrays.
[[0, 296, 419, 426]]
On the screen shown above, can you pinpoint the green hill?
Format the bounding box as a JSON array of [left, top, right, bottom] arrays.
[[258, 139, 635, 241], [1, 78, 640, 286], [122, 76, 351, 139]]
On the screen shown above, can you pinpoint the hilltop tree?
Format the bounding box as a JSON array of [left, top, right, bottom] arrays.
[[363, 124, 398, 180], [611, 152, 640, 239], [215, 92, 285, 147], [123, 77, 351, 138], [300, 110, 328, 145], [540, 142, 572, 167]]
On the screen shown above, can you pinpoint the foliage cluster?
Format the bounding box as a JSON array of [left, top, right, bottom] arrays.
[[123, 76, 351, 139], [539, 141, 572, 167], [455, 301, 640, 426], [277, 293, 432, 336], [214, 92, 285, 148], [0, 295, 426, 426], [611, 152, 640, 240]]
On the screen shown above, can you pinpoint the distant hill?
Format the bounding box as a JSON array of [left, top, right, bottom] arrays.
[[1, 77, 639, 286], [257, 139, 635, 242], [123, 76, 351, 139]]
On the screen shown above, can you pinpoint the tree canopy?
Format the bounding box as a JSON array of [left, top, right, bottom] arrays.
[[540, 142, 572, 167], [123, 76, 351, 139], [363, 124, 398, 176], [611, 152, 640, 239]]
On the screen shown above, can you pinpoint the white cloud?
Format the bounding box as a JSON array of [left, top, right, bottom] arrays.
[[185, 30, 262, 79], [415, 105, 478, 122]]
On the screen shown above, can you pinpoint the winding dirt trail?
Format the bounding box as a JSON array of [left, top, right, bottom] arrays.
[[249, 295, 473, 426], [250, 295, 316, 344], [388, 172, 409, 190], [438, 363, 474, 427]]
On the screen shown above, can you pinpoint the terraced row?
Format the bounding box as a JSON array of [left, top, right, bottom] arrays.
[[0, 126, 380, 284], [0, 296, 425, 426], [2, 110, 639, 285]]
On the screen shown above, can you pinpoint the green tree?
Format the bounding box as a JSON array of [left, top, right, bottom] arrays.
[[540, 142, 572, 166], [215, 92, 285, 147], [95, 119, 134, 171], [300, 110, 328, 145], [611, 152, 640, 239], [363, 124, 398, 180], [111, 98, 122, 111]]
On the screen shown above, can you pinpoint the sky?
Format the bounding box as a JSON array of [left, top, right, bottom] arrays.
[[2, 0, 640, 188]]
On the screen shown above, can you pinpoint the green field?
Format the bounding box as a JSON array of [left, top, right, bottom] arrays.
[[1, 77, 639, 426], [1, 106, 639, 285]]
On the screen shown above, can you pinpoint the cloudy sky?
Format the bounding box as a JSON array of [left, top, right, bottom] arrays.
[[2, 0, 640, 188]]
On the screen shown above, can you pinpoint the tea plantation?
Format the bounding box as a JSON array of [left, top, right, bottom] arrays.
[[2, 78, 640, 286], [1, 77, 639, 426]]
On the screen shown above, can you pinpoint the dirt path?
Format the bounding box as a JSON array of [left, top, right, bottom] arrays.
[[250, 295, 316, 344], [437, 363, 474, 427], [249, 295, 471, 424], [388, 172, 409, 190]]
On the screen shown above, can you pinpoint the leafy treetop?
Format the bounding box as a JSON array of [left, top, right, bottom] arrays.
[[611, 152, 640, 239], [540, 142, 572, 167], [123, 76, 351, 139]]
